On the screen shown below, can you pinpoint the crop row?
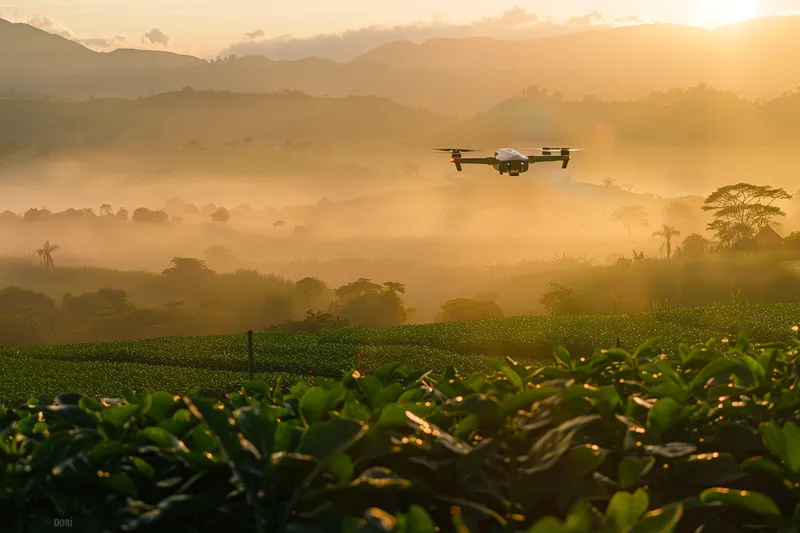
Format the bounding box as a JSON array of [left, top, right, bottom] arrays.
[[0, 338, 482, 377], [0, 354, 303, 405], [318, 314, 714, 355], [0, 342, 494, 405], [653, 302, 800, 339]]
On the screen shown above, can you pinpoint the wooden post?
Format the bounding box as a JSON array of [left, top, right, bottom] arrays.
[[616, 337, 621, 349], [247, 330, 254, 381]]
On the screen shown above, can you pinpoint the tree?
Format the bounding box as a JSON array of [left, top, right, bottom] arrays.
[[610, 205, 649, 238], [0, 210, 20, 223], [116, 207, 129, 220], [295, 277, 328, 311], [100, 204, 113, 216], [35, 241, 59, 269], [162, 257, 215, 283], [702, 183, 791, 247], [330, 278, 411, 327], [164, 197, 187, 216], [24, 208, 52, 222], [211, 207, 231, 223], [62, 288, 131, 323], [436, 297, 503, 322], [652, 225, 681, 259], [132, 207, 169, 223], [675, 233, 712, 256], [602, 177, 619, 188], [539, 282, 579, 316]]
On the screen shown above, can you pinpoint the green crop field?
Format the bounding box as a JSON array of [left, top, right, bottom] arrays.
[[2, 302, 800, 405], [3, 333, 800, 531]]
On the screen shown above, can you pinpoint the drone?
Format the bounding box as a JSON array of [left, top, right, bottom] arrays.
[[435, 147, 583, 176]]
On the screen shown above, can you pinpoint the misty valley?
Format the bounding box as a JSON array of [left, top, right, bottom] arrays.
[[5, 10, 800, 533]]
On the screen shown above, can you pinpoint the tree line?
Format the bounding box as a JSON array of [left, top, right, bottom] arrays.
[[0, 257, 506, 346], [609, 182, 799, 258]]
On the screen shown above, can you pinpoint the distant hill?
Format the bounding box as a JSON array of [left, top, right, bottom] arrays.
[[353, 19, 800, 102], [6, 17, 800, 116], [0, 19, 202, 80], [0, 89, 457, 149], [4, 86, 800, 154]]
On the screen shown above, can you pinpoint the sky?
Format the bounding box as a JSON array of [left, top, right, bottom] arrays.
[[2, 0, 800, 59]]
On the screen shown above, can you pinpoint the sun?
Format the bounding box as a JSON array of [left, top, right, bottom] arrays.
[[688, 0, 760, 28]]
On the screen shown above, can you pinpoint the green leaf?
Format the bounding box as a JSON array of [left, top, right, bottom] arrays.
[[129, 456, 155, 479], [606, 489, 649, 531], [740, 355, 766, 386], [646, 398, 683, 440], [618, 456, 656, 489], [328, 452, 354, 485], [101, 404, 140, 428], [103, 473, 138, 498], [500, 387, 561, 414], [300, 387, 329, 425], [700, 488, 781, 517], [527, 517, 568, 533], [552, 346, 573, 369], [501, 367, 524, 392], [760, 421, 800, 473], [559, 444, 608, 481], [236, 405, 279, 458], [373, 383, 405, 408], [633, 338, 662, 361], [141, 427, 184, 451], [634, 503, 683, 533], [42, 405, 97, 429], [142, 392, 176, 422], [297, 417, 367, 460], [688, 358, 749, 390], [243, 380, 270, 394], [675, 453, 744, 485], [405, 505, 436, 533]]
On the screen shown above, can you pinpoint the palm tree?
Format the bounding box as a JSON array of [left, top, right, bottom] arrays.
[[653, 225, 681, 259], [35, 241, 59, 269]]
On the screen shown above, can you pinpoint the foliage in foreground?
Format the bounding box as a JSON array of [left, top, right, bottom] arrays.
[[4, 336, 800, 532]]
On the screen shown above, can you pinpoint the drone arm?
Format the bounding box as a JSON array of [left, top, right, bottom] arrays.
[[527, 155, 571, 169], [449, 156, 497, 172]]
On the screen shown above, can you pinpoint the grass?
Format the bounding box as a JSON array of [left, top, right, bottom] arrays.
[[2, 301, 799, 405]]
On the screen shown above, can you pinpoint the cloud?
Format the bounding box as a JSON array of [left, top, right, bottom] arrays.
[[78, 36, 127, 48], [24, 15, 127, 50], [26, 16, 72, 38], [222, 7, 643, 62], [245, 29, 265, 41], [141, 28, 170, 47]]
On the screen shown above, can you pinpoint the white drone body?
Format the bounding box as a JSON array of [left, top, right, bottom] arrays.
[[436, 146, 582, 176]]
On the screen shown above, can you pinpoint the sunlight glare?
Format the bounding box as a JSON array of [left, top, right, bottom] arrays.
[[689, 0, 760, 28]]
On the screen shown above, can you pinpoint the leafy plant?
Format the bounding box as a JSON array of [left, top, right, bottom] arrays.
[[4, 335, 800, 531]]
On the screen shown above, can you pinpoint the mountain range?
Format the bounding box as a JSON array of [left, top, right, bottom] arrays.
[[5, 17, 800, 116]]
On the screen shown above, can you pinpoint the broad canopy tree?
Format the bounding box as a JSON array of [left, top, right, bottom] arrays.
[[610, 205, 649, 238], [330, 278, 411, 327], [702, 183, 791, 247]]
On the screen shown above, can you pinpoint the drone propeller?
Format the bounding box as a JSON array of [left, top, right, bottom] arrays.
[[433, 148, 481, 153], [528, 147, 585, 153]]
